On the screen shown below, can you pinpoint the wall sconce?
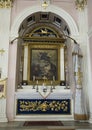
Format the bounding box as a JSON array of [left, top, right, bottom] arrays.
[[75, 0, 87, 10], [0, 49, 5, 55], [41, 0, 50, 9]]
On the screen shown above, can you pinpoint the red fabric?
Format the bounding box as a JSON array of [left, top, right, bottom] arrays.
[[23, 121, 63, 126]]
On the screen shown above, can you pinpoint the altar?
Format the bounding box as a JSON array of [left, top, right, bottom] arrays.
[[14, 85, 74, 121], [13, 27, 75, 121]]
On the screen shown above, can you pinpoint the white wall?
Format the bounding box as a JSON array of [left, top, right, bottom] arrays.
[[0, 8, 11, 78]]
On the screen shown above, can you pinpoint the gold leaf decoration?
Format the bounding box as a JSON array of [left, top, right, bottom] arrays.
[[18, 100, 69, 112], [0, 0, 13, 8]]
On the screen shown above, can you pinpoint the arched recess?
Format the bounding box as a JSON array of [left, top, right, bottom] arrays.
[[10, 5, 79, 39], [7, 5, 79, 121]]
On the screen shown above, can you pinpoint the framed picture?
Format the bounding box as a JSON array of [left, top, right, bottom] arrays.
[[28, 44, 60, 85], [0, 78, 6, 98]]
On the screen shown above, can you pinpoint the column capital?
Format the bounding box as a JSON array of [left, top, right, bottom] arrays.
[[0, 0, 14, 8]]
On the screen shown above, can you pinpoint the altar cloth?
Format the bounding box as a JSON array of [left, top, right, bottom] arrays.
[[16, 87, 72, 99], [16, 99, 71, 115]]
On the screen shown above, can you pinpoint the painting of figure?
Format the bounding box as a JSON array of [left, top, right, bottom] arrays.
[[30, 49, 58, 81]]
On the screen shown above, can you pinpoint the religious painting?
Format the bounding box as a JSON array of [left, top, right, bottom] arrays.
[[0, 79, 6, 98], [28, 44, 60, 84]]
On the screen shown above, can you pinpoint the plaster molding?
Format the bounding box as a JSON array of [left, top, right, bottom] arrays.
[[10, 5, 79, 41], [89, 112, 92, 123], [88, 26, 92, 38]]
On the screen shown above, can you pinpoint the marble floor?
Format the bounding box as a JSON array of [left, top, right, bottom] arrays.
[[0, 121, 92, 130]]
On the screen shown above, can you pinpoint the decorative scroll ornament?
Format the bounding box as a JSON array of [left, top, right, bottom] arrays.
[[0, 0, 13, 8], [0, 78, 7, 98], [0, 48, 5, 55], [17, 100, 70, 113], [74, 68, 83, 87], [75, 0, 87, 10], [41, 0, 50, 9]]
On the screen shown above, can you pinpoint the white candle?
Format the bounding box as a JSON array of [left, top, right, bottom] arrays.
[[33, 76, 35, 81], [36, 80, 38, 84], [53, 76, 55, 81]]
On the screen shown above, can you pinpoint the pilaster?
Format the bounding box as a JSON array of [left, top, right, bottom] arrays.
[[77, 7, 90, 120], [7, 40, 18, 121], [0, 98, 8, 122], [87, 20, 92, 124], [0, 6, 12, 122]]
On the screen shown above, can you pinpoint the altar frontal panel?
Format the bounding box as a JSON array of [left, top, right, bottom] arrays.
[[16, 99, 71, 115]]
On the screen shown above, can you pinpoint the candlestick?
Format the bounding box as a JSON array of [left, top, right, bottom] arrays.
[[50, 86, 53, 93], [43, 83, 47, 93], [36, 80, 39, 92], [32, 76, 36, 89], [0, 68, 2, 79]]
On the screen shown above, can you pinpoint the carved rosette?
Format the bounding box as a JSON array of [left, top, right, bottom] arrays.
[[0, 0, 14, 8]]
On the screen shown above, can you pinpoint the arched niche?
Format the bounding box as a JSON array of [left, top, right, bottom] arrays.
[[7, 5, 79, 121], [10, 5, 79, 39], [17, 24, 66, 87]]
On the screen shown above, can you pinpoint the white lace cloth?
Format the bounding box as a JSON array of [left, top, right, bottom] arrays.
[[15, 86, 72, 99]]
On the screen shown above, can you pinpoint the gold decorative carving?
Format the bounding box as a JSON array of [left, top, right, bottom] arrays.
[[75, 0, 87, 10], [0, 78, 7, 98], [0, 0, 13, 8], [26, 26, 60, 38], [41, 0, 49, 10], [74, 68, 83, 86], [18, 100, 69, 112], [0, 49, 5, 55]]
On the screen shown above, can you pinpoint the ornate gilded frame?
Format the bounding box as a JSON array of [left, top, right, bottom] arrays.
[[28, 43, 60, 85]]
